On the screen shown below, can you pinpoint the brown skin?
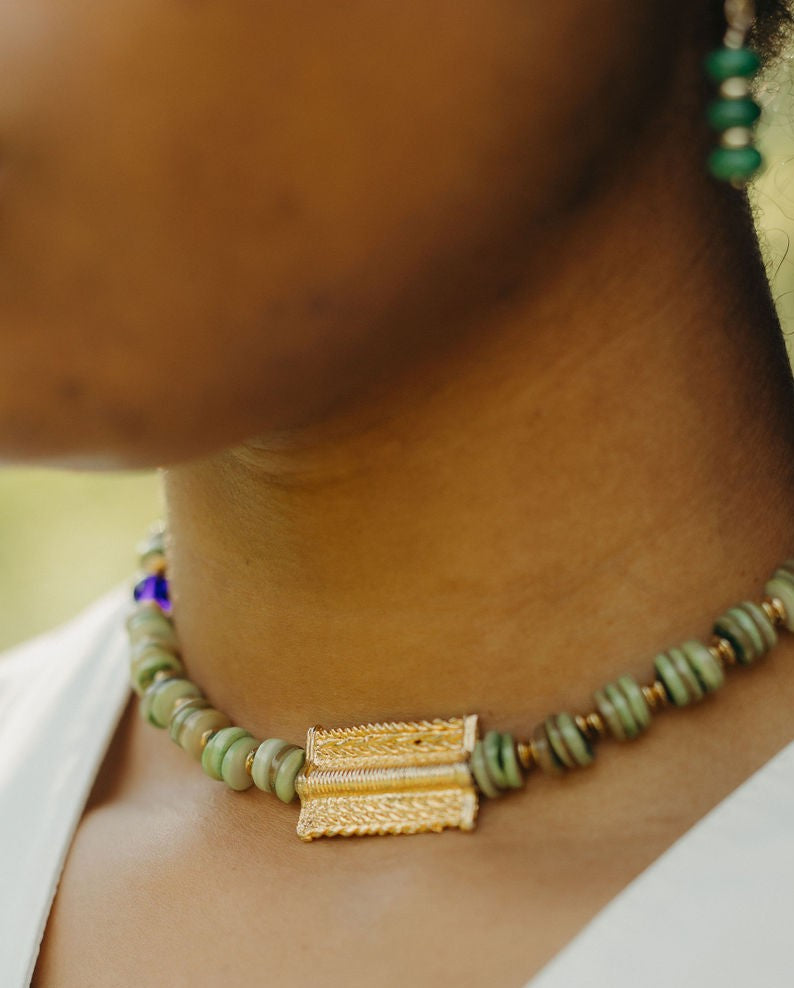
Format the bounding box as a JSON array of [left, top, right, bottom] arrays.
[[1, 0, 680, 467], [9, 1, 794, 984]]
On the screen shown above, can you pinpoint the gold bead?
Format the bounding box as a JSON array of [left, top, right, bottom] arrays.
[[641, 684, 658, 710], [200, 728, 215, 751], [576, 712, 606, 742], [245, 749, 256, 776], [587, 711, 607, 738], [653, 679, 670, 706], [140, 551, 167, 576], [642, 680, 669, 711], [709, 634, 738, 666], [153, 669, 177, 683], [516, 739, 536, 771], [762, 595, 787, 627]]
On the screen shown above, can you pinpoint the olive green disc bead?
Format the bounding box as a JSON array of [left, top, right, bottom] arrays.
[[714, 601, 777, 665], [765, 576, 794, 630], [707, 146, 762, 182], [201, 726, 253, 781], [274, 746, 306, 803], [775, 560, 794, 582], [141, 676, 203, 727], [544, 714, 593, 769], [593, 687, 627, 741], [483, 731, 509, 789], [616, 675, 652, 730], [670, 646, 705, 701], [221, 735, 260, 791], [251, 738, 303, 794], [602, 682, 641, 740], [168, 696, 210, 742], [654, 649, 700, 707], [556, 713, 594, 767], [178, 707, 232, 760], [704, 47, 761, 82], [499, 733, 524, 789], [531, 722, 565, 776], [130, 645, 184, 696], [706, 98, 761, 130], [470, 740, 500, 798], [544, 716, 576, 769], [682, 640, 725, 694], [126, 609, 177, 649], [766, 562, 794, 628]]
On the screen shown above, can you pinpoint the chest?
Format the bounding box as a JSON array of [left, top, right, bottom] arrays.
[[30, 788, 637, 988]]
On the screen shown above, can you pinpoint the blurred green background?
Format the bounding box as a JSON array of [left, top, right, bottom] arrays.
[[0, 470, 162, 651], [2, 62, 794, 653]]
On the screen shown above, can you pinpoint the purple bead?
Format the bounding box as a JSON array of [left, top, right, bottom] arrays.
[[133, 574, 171, 613]]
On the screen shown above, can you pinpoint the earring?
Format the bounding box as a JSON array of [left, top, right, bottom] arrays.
[[704, 0, 763, 187]]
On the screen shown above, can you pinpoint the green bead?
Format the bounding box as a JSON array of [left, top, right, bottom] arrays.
[[682, 640, 724, 694], [274, 747, 306, 803], [130, 645, 184, 696], [221, 735, 259, 791], [483, 731, 508, 789], [766, 575, 794, 630], [470, 739, 500, 797], [177, 707, 232, 760], [603, 683, 640, 739], [126, 608, 177, 649], [593, 687, 626, 741], [474, 732, 524, 795], [201, 726, 252, 780], [714, 602, 776, 665], [704, 47, 761, 82], [616, 675, 652, 730], [776, 560, 794, 582], [543, 714, 592, 769], [556, 713, 594, 767], [595, 675, 651, 742], [669, 646, 705, 702], [251, 738, 304, 795], [707, 146, 762, 182], [499, 733, 524, 789], [655, 641, 723, 706], [168, 696, 210, 742], [544, 716, 576, 769], [654, 652, 691, 707], [531, 722, 565, 776], [706, 98, 760, 130], [140, 676, 203, 727]]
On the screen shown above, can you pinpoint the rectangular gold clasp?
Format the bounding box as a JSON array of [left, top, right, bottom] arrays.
[[295, 714, 480, 840]]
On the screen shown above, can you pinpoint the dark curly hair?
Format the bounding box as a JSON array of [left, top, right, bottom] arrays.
[[749, 0, 792, 59]]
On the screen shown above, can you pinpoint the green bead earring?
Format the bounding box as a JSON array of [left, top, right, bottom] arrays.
[[704, 0, 764, 186]]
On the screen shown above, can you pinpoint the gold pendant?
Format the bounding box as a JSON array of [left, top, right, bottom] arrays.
[[294, 714, 480, 840]]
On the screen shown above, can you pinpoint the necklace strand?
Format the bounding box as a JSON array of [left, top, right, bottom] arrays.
[[128, 524, 794, 840]]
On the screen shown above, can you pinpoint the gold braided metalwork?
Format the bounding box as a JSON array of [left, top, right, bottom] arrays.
[[295, 715, 479, 840]]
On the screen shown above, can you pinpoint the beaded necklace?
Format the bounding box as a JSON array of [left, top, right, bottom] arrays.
[[128, 525, 794, 841]]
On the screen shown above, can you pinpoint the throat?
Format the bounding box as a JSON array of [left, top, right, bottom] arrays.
[[160, 305, 794, 746]]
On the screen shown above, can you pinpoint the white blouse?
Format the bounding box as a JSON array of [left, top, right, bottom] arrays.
[[1, 587, 793, 988]]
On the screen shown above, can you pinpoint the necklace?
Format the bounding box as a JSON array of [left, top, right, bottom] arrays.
[[128, 524, 794, 841]]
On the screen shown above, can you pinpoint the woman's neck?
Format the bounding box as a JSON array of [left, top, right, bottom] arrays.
[[162, 148, 794, 746]]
